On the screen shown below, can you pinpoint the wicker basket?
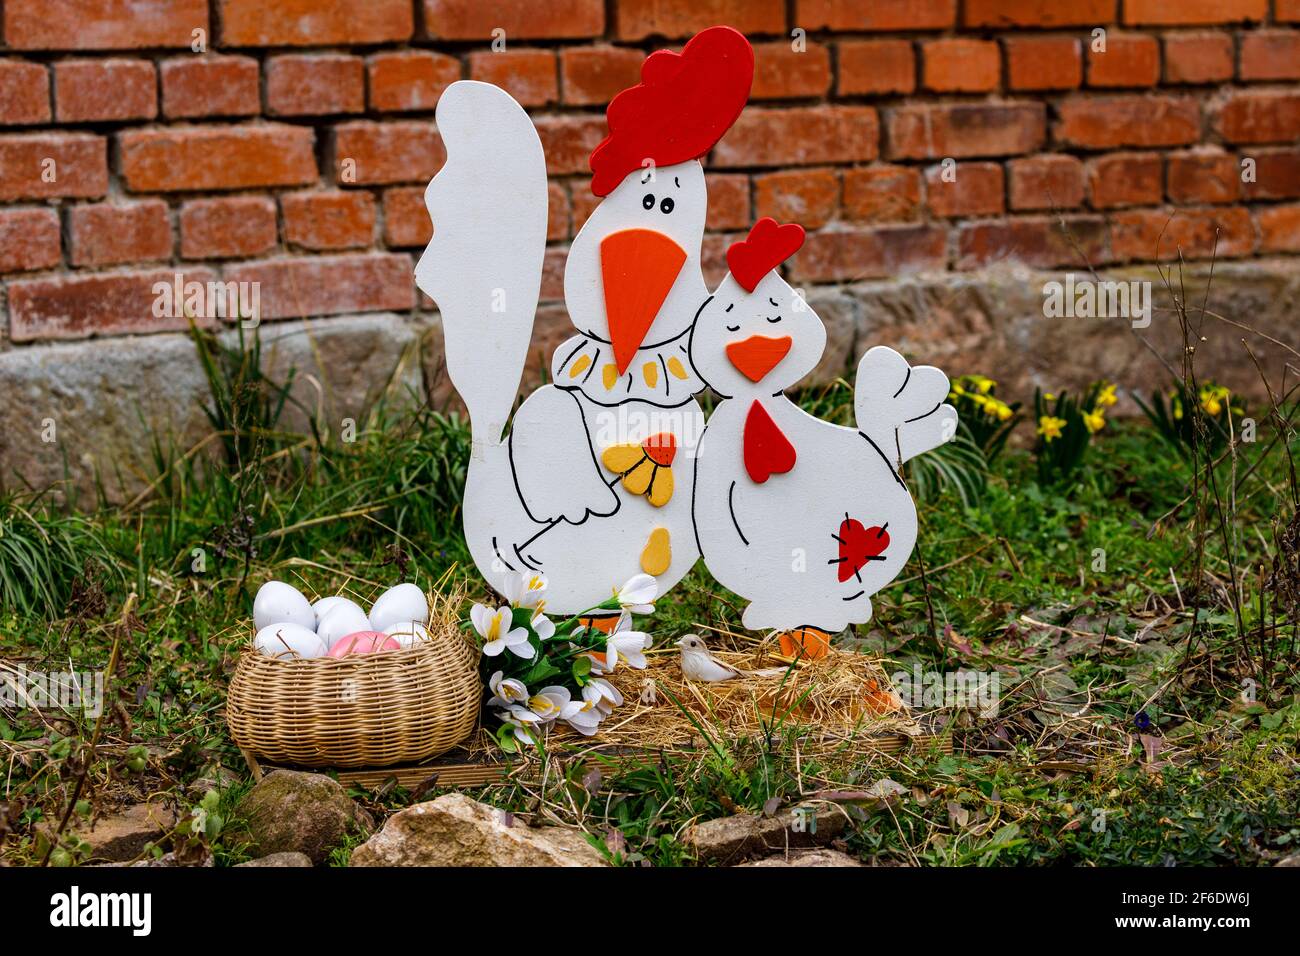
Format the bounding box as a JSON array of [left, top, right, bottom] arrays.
[[227, 626, 481, 769]]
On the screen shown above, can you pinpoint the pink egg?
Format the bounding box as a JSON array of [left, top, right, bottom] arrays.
[[327, 630, 400, 658]]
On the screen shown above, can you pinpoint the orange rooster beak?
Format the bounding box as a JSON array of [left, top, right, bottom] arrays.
[[726, 334, 792, 382], [600, 228, 686, 375]]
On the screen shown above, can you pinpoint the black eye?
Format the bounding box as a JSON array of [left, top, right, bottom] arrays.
[[642, 193, 655, 210], [659, 197, 674, 214], [726, 323, 740, 332], [767, 315, 782, 323]]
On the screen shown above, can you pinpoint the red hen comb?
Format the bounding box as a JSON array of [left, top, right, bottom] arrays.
[[726, 218, 806, 293], [588, 26, 753, 197]]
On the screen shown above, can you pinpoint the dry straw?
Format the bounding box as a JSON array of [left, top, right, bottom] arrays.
[[468, 635, 921, 770], [227, 582, 481, 769]]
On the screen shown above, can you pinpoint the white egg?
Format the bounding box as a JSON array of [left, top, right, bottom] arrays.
[[369, 583, 429, 632], [312, 595, 356, 628], [384, 621, 432, 649], [253, 581, 315, 632], [254, 622, 327, 660], [317, 602, 372, 649]]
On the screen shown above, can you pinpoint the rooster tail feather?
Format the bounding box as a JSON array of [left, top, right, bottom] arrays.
[[414, 81, 549, 449]]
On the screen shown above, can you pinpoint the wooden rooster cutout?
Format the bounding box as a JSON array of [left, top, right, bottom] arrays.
[[690, 219, 959, 637], [415, 27, 754, 614]]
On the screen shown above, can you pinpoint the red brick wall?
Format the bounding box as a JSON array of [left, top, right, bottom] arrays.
[[1, 0, 1298, 346]]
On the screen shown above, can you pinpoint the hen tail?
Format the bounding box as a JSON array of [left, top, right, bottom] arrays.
[[854, 346, 958, 468], [414, 81, 548, 449]]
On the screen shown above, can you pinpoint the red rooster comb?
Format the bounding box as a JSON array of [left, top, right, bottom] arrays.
[[588, 26, 753, 197], [726, 218, 806, 293]]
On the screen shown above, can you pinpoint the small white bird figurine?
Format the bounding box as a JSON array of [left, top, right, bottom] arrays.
[[675, 634, 787, 682]]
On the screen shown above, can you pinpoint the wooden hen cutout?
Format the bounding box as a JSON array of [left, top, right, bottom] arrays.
[[690, 219, 959, 635], [415, 27, 754, 614]]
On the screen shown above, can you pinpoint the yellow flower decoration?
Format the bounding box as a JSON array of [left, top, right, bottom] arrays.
[[1038, 415, 1067, 442], [1082, 409, 1106, 433], [601, 433, 676, 507], [1199, 384, 1230, 417]]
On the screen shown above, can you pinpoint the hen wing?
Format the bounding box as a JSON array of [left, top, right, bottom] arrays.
[[854, 345, 957, 467], [508, 387, 619, 525]]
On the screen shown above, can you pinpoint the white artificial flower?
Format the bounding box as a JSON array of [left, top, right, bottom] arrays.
[[583, 678, 623, 715], [498, 705, 541, 745], [471, 603, 535, 659], [530, 609, 556, 641], [615, 573, 657, 614], [602, 630, 651, 671], [525, 685, 572, 722], [560, 698, 603, 736], [504, 571, 548, 609], [488, 670, 528, 708]]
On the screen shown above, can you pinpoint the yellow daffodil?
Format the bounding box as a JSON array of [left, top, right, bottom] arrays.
[[1082, 409, 1106, 433], [1097, 383, 1118, 407], [1038, 415, 1067, 442], [1199, 384, 1230, 417]]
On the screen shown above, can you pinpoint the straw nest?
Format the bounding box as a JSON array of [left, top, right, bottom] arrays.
[[471, 635, 920, 766]]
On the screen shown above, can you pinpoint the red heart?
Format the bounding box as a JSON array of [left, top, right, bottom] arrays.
[[743, 400, 796, 483], [836, 518, 890, 583], [642, 432, 677, 467]]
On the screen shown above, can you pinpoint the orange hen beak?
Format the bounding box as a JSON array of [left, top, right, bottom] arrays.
[[726, 334, 792, 382], [600, 228, 686, 375]]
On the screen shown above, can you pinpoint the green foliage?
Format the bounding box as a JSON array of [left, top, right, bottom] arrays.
[[1134, 381, 1241, 459], [949, 374, 1021, 462], [0, 491, 120, 619], [2, 328, 1296, 868], [190, 320, 308, 468], [906, 430, 988, 508], [1031, 382, 1112, 487]]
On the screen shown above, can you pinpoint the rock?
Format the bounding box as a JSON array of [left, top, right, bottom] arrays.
[[850, 259, 1300, 421], [741, 849, 864, 867], [130, 850, 213, 867], [687, 803, 847, 865], [806, 288, 859, 388], [349, 793, 608, 867], [1276, 851, 1300, 867], [0, 313, 427, 502], [74, 803, 177, 863], [238, 769, 374, 865], [188, 764, 241, 797], [237, 851, 314, 868], [99, 850, 213, 867]]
